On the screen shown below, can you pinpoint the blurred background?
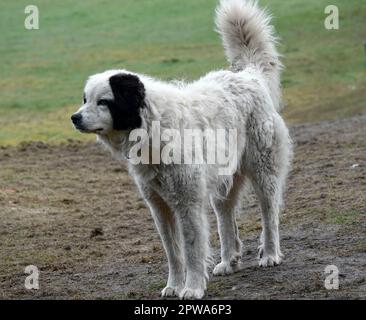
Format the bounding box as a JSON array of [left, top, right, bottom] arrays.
[[0, 0, 365, 145]]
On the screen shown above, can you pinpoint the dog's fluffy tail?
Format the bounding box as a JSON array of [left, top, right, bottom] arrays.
[[215, 0, 283, 110]]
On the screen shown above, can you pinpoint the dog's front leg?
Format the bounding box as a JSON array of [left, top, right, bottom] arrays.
[[175, 205, 210, 300], [154, 168, 210, 299], [139, 185, 185, 297]]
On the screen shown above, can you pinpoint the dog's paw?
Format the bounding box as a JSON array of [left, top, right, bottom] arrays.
[[213, 261, 243, 276], [258, 254, 282, 267], [161, 286, 182, 298], [179, 287, 205, 300], [258, 245, 283, 267]]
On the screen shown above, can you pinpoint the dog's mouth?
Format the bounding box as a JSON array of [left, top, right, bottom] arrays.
[[75, 125, 104, 134]]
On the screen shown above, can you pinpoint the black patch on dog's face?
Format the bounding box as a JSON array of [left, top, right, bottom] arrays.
[[108, 73, 146, 131]]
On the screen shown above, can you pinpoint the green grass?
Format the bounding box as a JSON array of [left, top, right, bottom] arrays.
[[329, 209, 364, 225], [0, 0, 365, 145]]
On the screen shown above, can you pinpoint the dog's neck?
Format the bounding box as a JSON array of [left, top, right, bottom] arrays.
[[97, 128, 160, 183], [97, 131, 132, 161]]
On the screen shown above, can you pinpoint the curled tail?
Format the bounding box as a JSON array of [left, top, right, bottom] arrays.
[[215, 0, 283, 110]]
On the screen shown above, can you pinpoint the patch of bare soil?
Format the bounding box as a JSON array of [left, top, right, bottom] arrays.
[[0, 114, 365, 299]]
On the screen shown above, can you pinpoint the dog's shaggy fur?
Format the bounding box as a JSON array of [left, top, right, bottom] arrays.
[[72, 0, 292, 299]]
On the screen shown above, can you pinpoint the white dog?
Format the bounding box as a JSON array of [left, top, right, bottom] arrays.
[[72, 0, 292, 299]]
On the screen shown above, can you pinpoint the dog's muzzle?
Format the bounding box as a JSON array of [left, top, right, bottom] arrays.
[[71, 113, 104, 133], [71, 113, 85, 131], [71, 113, 82, 125]]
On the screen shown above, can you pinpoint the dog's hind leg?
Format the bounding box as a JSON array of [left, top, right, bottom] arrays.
[[139, 185, 185, 297], [211, 173, 244, 276], [242, 109, 292, 267], [247, 117, 291, 267], [251, 171, 284, 267]]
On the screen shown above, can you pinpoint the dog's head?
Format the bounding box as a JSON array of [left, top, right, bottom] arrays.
[[71, 70, 146, 135]]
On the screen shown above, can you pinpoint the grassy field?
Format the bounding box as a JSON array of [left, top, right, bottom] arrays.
[[0, 0, 365, 145]]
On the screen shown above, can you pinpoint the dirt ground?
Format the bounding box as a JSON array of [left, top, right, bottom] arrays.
[[0, 114, 365, 300]]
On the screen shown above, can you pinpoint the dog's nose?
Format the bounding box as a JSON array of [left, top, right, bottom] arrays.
[[71, 113, 82, 125]]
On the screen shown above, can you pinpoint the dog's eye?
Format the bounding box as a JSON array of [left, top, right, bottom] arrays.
[[97, 99, 109, 106], [83, 94, 86, 104]]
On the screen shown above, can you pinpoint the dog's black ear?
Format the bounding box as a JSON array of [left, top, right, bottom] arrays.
[[108, 73, 146, 130]]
